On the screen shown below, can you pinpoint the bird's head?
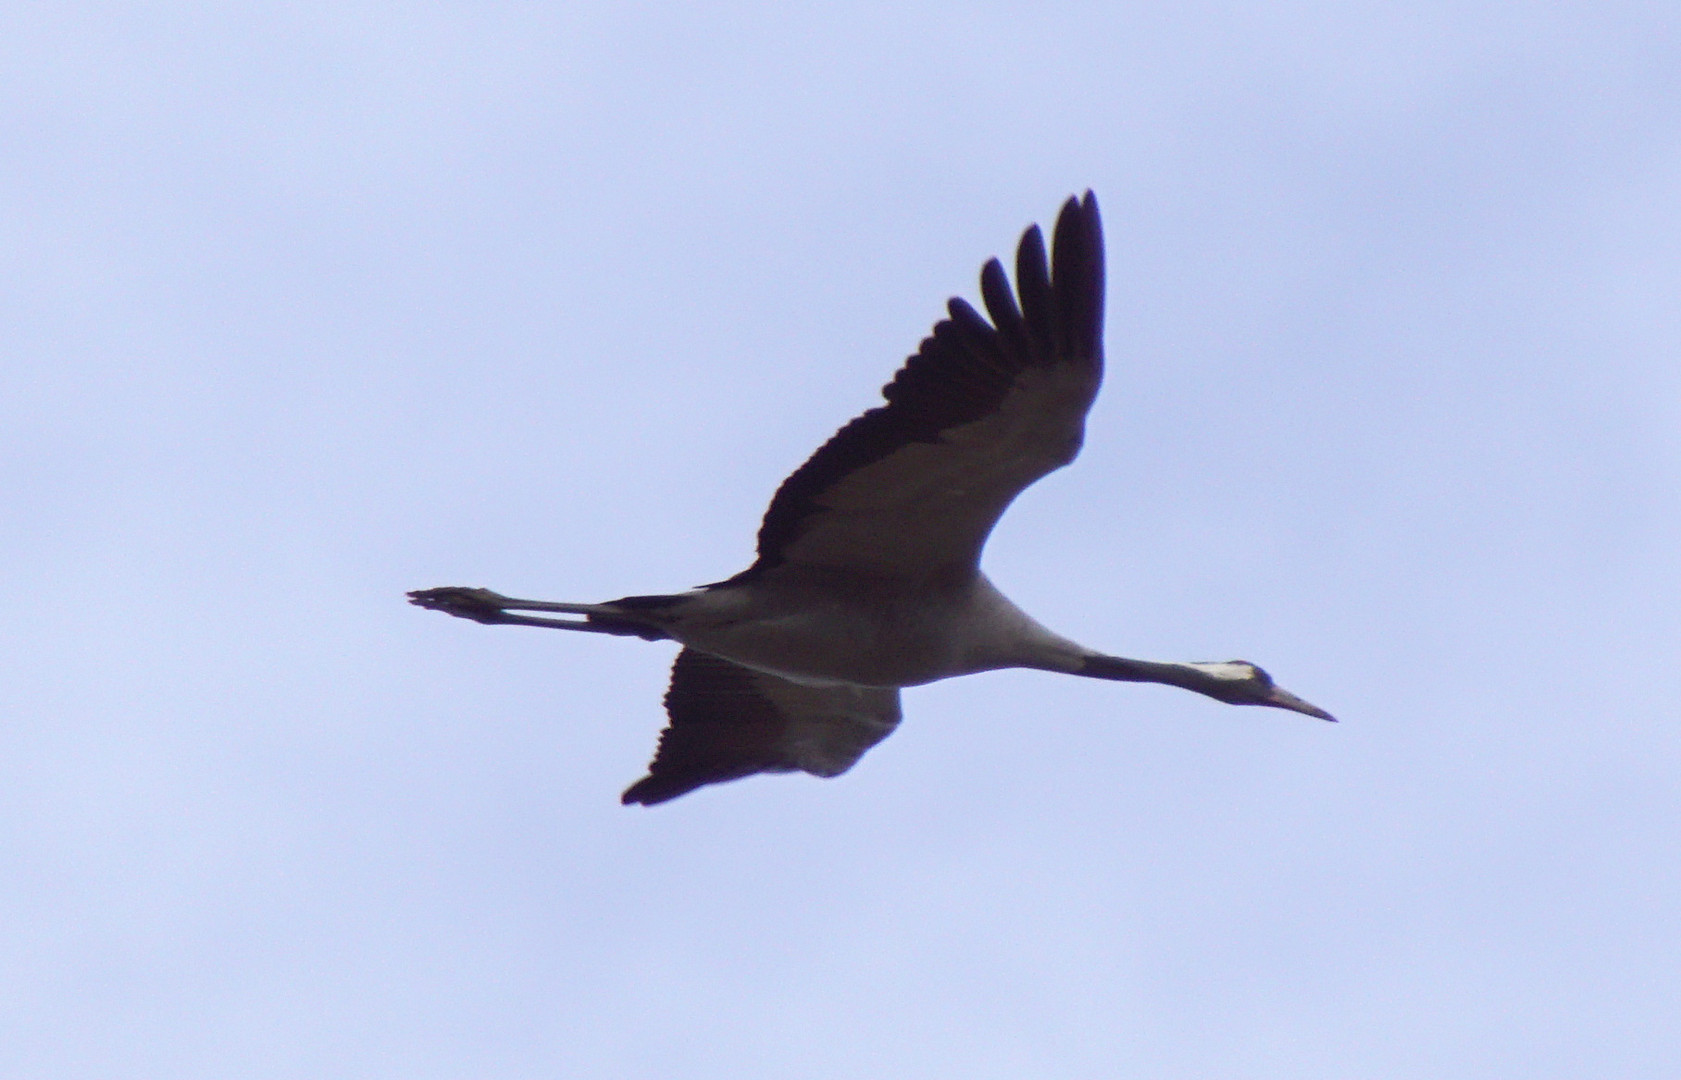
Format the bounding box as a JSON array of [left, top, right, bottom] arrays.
[[1180, 661, 1336, 721], [1077, 654, 1336, 721]]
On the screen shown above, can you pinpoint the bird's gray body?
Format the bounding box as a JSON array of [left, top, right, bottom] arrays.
[[604, 570, 1089, 689]]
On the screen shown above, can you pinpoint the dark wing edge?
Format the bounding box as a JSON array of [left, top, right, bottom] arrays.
[[736, 192, 1105, 580], [620, 649, 902, 806]]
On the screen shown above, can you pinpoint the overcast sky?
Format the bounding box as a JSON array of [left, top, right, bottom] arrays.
[[5, 3, 1680, 1077]]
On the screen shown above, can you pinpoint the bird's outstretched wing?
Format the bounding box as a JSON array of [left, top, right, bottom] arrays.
[[735, 192, 1105, 583], [621, 648, 902, 805]]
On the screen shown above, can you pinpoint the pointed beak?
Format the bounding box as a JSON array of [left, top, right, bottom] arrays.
[[1263, 685, 1337, 722]]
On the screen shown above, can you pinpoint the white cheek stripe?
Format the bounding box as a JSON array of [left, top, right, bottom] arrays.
[[1185, 662, 1254, 682]]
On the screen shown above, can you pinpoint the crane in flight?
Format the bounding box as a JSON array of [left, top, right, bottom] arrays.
[[411, 193, 1333, 805]]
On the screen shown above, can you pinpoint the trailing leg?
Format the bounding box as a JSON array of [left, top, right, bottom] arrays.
[[407, 586, 667, 639]]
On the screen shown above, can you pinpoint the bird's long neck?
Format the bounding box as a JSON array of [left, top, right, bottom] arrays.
[[1075, 654, 1241, 700]]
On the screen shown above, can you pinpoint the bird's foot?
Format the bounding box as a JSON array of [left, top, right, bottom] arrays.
[[408, 586, 515, 624]]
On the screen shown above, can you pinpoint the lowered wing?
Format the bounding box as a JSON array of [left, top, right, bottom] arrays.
[[621, 648, 902, 805]]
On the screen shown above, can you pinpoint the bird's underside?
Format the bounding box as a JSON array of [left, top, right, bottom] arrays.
[[411, 192, 1334, 805]]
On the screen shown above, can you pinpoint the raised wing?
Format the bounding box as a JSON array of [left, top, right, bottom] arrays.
[[621, 648, 902, 806], [736, 192, 1105, 582]]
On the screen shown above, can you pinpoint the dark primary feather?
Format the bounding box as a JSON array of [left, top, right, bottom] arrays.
[[621, 649, 902, 805], [733, 192, 1105, 583]]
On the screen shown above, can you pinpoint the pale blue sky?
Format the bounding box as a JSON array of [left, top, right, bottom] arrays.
[[5, 4, 1680, 1077]]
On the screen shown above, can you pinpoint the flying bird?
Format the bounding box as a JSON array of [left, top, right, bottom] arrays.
[[411, 192, 1333, 805]]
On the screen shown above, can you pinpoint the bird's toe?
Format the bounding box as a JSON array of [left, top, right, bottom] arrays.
[[407, 586, 511, 623]]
